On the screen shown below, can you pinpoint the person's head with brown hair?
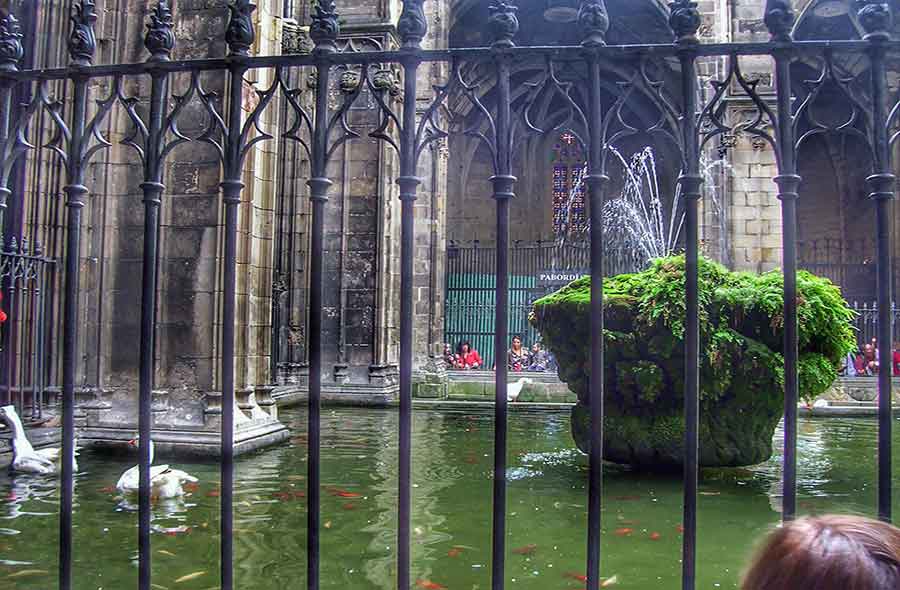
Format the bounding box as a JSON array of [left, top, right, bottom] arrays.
[[742, 515, 900, 590]]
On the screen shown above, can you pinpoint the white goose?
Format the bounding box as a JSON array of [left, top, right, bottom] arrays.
[[116, 437, 198, 499], [1, 405, 78, 475], [506, 377, 534, 402]]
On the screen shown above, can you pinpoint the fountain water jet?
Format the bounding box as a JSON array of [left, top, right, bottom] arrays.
[[551, 145, 729, 275]]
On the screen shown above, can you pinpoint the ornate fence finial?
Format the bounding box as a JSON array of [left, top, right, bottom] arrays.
[[669, 0, 701, 43], [856, 0, 893, 41], [145, 0, 175, 62], [0, 12, 24, 73], [397, 0, 427, 50], [310, 0, 340, 53], [488, 1, 519, 49], [578, 0, 609, 47], [764, 0, 795, 42], [225, 0, 257, 57], [68, 0, 98, 67]]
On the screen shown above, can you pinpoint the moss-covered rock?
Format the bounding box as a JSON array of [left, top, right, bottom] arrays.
[[530, 256, 855, 469]]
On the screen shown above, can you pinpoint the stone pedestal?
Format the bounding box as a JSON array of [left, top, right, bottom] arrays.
[[333, 364, 350, 384], [412, 356, 448, 399], [79, 419, 291, 459], [76, 388, 290, 458], [255, 385, 278, 420], [369, 364, 399, 387]]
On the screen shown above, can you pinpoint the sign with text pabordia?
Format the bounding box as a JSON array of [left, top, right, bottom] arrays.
[[536, 269, 588, 288]]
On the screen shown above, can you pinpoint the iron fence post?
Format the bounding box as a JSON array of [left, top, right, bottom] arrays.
[[857, 0, 895, 523], [579, 0, 611, 584], [137, 3, 175, 589], [671, 3, 703, 588], [487, 4, 519, 589], [396, 1, 426, 588], [307, 3, 340, 588], [59, 2, 99, 588], [766, 0, 801, 522], [58, 63, 84, 590], [583, 47, 608, 590], [221, 2, 257, 588]]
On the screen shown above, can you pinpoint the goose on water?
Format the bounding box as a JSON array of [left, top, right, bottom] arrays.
[[0, 405, 78, 475], [116, 437, 197, 499]]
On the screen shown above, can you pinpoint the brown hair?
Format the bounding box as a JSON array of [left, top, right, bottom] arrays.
[[742, 515, 900, 590]]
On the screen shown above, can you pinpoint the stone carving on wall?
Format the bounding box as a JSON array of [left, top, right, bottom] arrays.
[[282, 20, 314, 54]]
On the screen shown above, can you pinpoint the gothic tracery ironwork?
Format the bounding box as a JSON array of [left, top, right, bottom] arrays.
[[0, 2, 898, 590]]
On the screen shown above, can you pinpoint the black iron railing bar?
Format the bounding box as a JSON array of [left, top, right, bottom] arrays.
[[865, 27, 895, 524], [675, 31, 703, 590], [136, 4, 176, 584], [772, 38, 801, 520], [584, 46, 606, 590], [0, 40, 889, 82], [491, 60, 514, 590]]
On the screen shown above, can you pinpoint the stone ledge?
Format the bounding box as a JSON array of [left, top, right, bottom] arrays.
[[273, 382, 401, 407], [823, 376, 900, 403], [78, 419, 291, 459], [445, 370, 562, 384]]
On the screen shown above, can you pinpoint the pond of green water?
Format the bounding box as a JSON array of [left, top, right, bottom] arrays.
[[1, 407, 899, 590]]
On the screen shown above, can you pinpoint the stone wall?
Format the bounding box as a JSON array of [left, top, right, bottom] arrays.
[[19, 1, 288, 429]]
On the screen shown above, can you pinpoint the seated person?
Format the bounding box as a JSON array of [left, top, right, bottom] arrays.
[[841, 350, 858, 377], [443, 343, 461, 369], [456, 341, 483, 370], [507, 335, 529, 372], [861, 343, 879, 375], [527, 342, 550, 372]]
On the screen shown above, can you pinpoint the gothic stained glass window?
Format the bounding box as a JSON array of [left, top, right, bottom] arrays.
[[551, 132, 587, 235], [552, 164, 568, 233]]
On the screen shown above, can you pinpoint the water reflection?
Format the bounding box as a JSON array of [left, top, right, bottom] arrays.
[[0, 409, 898, 590]]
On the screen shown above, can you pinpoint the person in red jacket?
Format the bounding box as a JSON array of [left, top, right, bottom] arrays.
[[893, 341, 900, 376], [456, 341, 483, 370]]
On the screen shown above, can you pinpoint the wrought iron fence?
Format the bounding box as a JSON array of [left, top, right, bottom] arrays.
[[0, 2, 896, 590], [0, 236, 55, 419], [849, 301, 900, 349]]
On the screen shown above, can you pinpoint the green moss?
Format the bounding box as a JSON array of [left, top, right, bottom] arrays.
[[799, 352, 838, 399], [616, 360, 664, 406], [531, 255, 854, 468]]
